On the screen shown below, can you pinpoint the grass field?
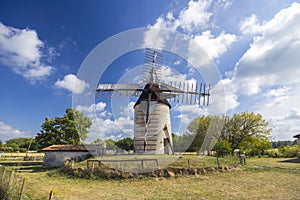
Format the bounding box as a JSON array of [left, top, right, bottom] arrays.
[[1, 156, 300, 199]]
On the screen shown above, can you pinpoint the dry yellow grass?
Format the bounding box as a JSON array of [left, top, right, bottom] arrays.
[[10, 157, 299, 200], [21, 169, 300, 200]]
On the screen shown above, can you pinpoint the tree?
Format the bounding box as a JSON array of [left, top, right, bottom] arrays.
[[221, 112, 271, 154], [240, 137, 272, 156], [187, 116, 211, 152], [187, 115, 224, 153], [35, 108, 91, 149], [213, 140, 232, 157], [115, 137, 133, 151], [91, 139, 106, 148], [5, 138, 37, 150], [187, 112, 272, 155], [105, 139, 116, 150]]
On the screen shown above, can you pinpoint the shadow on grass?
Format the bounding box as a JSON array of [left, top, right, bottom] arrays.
[[279, 158, 300, 163]]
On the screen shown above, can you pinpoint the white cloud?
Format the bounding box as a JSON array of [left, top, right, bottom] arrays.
[[120, 101, 135, 118], [173, 104, 208, 131], [160, 65, 196, 85], [284, 108, 300, 120], [232, 2, 300, 95], [75, 102, 134, 143], [224, 3, 300, 140], [178, 0, 212, 32], [55, 74, 90, 94], [263, 87, 290, 107], [210, 78, 239, 113], [0, 121, 29, 142], [75, 102, 108, 118], [143, 1, 236, 61], [0, 22, 54, 81], [191, 30, 237, 59], [239, 14, 262, 35]]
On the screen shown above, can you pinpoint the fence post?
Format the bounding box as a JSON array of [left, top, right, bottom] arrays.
[[239, 155, 246, 165], [1, 169, 6, 183], [187, 159, 190, 171], [216, 157, 220, 169], [141, 160, 144, 171], [8, 171, 14, 187], [19, 177, 27, 200], [155, 159, 158, 171], [49, 189, 56, 200], [92, 162, 95, 174]]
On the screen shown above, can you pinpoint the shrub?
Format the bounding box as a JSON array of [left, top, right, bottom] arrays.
[[278, 145, 300, 158]]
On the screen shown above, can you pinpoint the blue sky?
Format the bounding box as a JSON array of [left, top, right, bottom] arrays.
[[1, 0, 300, 143]]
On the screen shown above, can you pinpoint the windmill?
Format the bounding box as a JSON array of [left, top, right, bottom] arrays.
[[96, 48, 210, 154]]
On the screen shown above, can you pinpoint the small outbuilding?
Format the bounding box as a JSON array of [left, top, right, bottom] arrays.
[[42, 144, 104, 168], [294, 134, 300, 145]]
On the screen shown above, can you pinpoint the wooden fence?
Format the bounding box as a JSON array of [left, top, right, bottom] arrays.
[[0, 165, 58, 200]]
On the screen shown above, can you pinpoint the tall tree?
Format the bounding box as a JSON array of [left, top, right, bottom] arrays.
[[105, 139, 116, 150], [35, 108, 91, 149], [222, 112, 271, 154], [187, 115, 225, 153], [187, 112, 271, 155], [187, 116, 211, 152]]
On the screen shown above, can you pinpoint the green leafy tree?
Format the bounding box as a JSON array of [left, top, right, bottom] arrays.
[[213, 140, 232, 157], [172, 133, 195, 152], [35, 108, 91, 149], [115, 137, 133, 151], [91, 139, 106, 148], [187, 116, 211, 152], [5, 138, 37, 150], [187, 115, 225, 153], [187, 112, 271, 155], [240, 137, 272, 156], [105, 139, 116, 150], [222, 112, 271, 154]]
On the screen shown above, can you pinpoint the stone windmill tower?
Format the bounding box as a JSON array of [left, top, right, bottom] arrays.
[[96, 49, 210, 154]]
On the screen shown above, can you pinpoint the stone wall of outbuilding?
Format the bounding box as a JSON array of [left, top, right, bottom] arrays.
[[43, 151, 89, 168]]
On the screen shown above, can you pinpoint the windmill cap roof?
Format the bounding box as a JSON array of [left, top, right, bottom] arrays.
[[134, 83, 171, 108]]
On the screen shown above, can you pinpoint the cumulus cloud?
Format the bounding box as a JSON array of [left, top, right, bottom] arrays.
[[173, 104, 207, 128], [75, 102, 134, 143], [55, 74, 90, 94], [191, 30, 237, 60], [224, 2, 300, 140], [232, 2, 300, 95], [177, 0, 212, 32], [239, 14, 262, 35], [143, 0, 236, 60], [210, 78, 239, 113], [0, 121, 29, 142], [0, 22, 55, 81], [160, 65, 197, 85]]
